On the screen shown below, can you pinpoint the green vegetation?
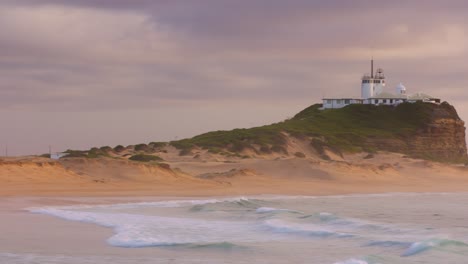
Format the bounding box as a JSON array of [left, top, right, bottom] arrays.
[[170, 126, 286, 153], [129, 154, 163, 162], [69, 101, 464, 164], [61, 148, 111, 159], [170, 102, 440, 154], [134, 143, 149, 152], [294, 152, 306, 158], [87, 147, 112, 158], [99, 146, 113, 152], [62, 150, 88, 158], [157, 163, 171, 170], [149, 142, 167, 149], [114, 145, 125, 152]]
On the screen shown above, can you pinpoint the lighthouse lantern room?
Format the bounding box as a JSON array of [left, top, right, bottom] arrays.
[[361, 58, 385, 99]]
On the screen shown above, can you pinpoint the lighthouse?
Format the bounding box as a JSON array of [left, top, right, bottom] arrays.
[[361, 58, 385, 99], [321, 59, 440, 109]]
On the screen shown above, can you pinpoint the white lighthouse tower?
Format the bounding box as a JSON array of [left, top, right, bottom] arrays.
[[361, 58, 386, 99]]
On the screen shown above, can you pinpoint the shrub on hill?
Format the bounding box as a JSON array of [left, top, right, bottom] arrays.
[[99, 146, 113, 152], [87, 147, 111, 158], [157, 163, 171, 170], [294, 152, 306, 158], [134, 143, 149, 152], [149, 142, 167, 149], [129, 154, 163, 162], [114, 145, 125, 152], [62, 150, 88, 158], [271, 145, 288, 154]]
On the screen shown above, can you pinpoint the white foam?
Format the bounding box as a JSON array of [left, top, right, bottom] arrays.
[[262, 219, 346, 238], [401, 240, 434, 256], [400, 238, 468, 257], [31, 207, 266, 247], [0, 252, 243, 264], [334, 258, 369, 264], [255, 207, 302, 214], [28, 193, 467, 256], [29, 196, 255, 212]]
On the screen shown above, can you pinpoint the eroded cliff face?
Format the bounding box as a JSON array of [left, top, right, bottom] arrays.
[[365, 103, 467, 163]]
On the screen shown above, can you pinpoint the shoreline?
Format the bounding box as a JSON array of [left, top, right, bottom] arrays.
[[2, 191, 468, 263]]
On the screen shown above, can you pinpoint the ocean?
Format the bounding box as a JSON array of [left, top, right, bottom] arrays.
[[5, 193, 468, 263]]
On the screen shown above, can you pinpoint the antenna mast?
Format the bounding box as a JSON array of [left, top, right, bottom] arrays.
[[371, 57, 374, 78]]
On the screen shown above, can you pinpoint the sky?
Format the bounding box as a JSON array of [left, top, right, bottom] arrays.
[[1, 1, 467, 155]]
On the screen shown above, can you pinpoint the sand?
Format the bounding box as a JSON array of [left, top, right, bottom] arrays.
[[0, 151, 467, 197], [1, 152, 468, 262]]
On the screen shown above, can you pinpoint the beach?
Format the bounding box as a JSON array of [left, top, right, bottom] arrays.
[[1, 152, 468, 263]]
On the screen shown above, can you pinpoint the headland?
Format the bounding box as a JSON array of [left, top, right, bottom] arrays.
[[1, 102, 467, 197]]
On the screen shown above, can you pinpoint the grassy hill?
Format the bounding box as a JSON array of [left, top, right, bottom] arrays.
[[169, 102, 467, 163]]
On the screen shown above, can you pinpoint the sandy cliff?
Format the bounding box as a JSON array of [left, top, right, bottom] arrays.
[[364, 103, 467, 162]]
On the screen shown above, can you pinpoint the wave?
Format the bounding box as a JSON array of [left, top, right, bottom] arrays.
[[189, 197, 268, 213], [365, 240, 412, 248], [401, 238, 468, 257], [188, 242, 247, 250], [261, 219, 352, 238], [28, 196, 270, 213], [365, 238, 468, 257], [30, 207, 259, 247], [27, 193, 464, 213], [299, 212, 405, 236], [255, 207, 302, 214]]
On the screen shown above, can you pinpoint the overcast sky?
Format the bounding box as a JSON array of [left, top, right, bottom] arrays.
[[1, 1, 467, 155]]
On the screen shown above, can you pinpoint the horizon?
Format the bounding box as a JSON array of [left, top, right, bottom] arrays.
[[1, 1, 468, 155]]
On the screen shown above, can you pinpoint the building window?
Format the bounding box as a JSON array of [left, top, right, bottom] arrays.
[[336, 100, 342, 104], [383, 99, 387, 103], [344, 99, 350, 104]]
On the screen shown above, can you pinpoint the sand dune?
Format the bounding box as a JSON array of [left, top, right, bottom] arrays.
[[1, 150, 467, 197]]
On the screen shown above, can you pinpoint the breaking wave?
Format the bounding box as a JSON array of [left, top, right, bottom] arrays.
[[27, 193, 468, 263]]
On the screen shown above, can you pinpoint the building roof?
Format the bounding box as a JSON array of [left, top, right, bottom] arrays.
[[370, 92, 407, 99], [408, 92, 436, 100], [322, 98, 363, 101]]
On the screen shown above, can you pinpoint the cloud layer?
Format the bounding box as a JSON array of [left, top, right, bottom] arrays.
[[1, 1, 467, 154]]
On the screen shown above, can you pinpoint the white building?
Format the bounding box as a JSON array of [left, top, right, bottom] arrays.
[[322, 60, 440, 109], [51, 152, 67, 160]]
